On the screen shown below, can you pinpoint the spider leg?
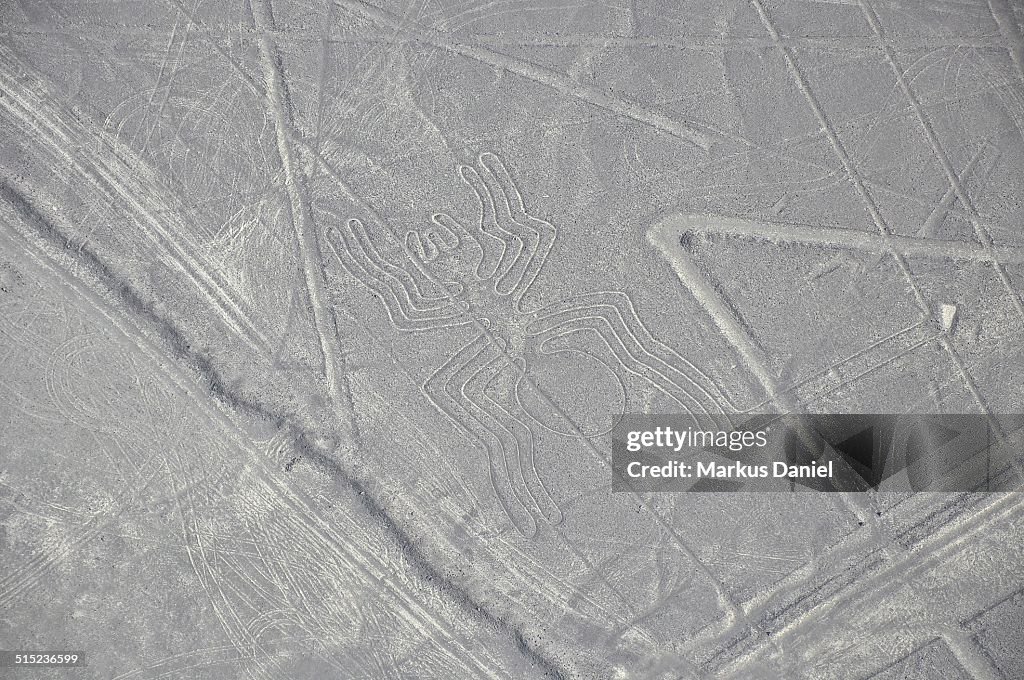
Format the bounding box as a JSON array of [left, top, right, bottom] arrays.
[[526, 291, 738, 428], [406, 213, 485, 296], [478, 355, 564, 525], [457, 163, 514, 282], [405, 229, 440, 263], [326, 219, 470, 332], [475, 152, 556, 311], [463, 347, 543, 524], [422, 333, 538, 537], [467, 153, 528, 294], [346, 215, 449, 307]]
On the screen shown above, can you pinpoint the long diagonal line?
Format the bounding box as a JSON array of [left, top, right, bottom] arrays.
[[328, 0, 713, 150], [748, 0, 1001, 433], [155, 0, 1021, 244], [139, 0, 200, 153], [715, 493, 1024, 679], [647, 5, 1020, 653], [10, 0, 741, 647], [0, 201, 538, 680], [648, 219, 782, 408], [687, 0, 1023, 669], [42, 0, 834, 635], [248, 0, 360, 446], [858, 0, 1024, 322], [0, 45, 274, 357], [920, 143, 989, 238]]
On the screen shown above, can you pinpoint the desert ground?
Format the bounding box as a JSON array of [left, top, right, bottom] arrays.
[[2, 0, 1024, 678]]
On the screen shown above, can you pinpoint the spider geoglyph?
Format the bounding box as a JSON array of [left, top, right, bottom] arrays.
[[326, 152, 735, 535]]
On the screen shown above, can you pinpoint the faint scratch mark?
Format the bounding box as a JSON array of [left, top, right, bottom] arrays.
[[330, 0, 713, 150], [987, 0, 1024, 82]]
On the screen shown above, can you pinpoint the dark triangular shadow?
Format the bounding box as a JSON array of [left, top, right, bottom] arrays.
[[835, 426, 875, 471]]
